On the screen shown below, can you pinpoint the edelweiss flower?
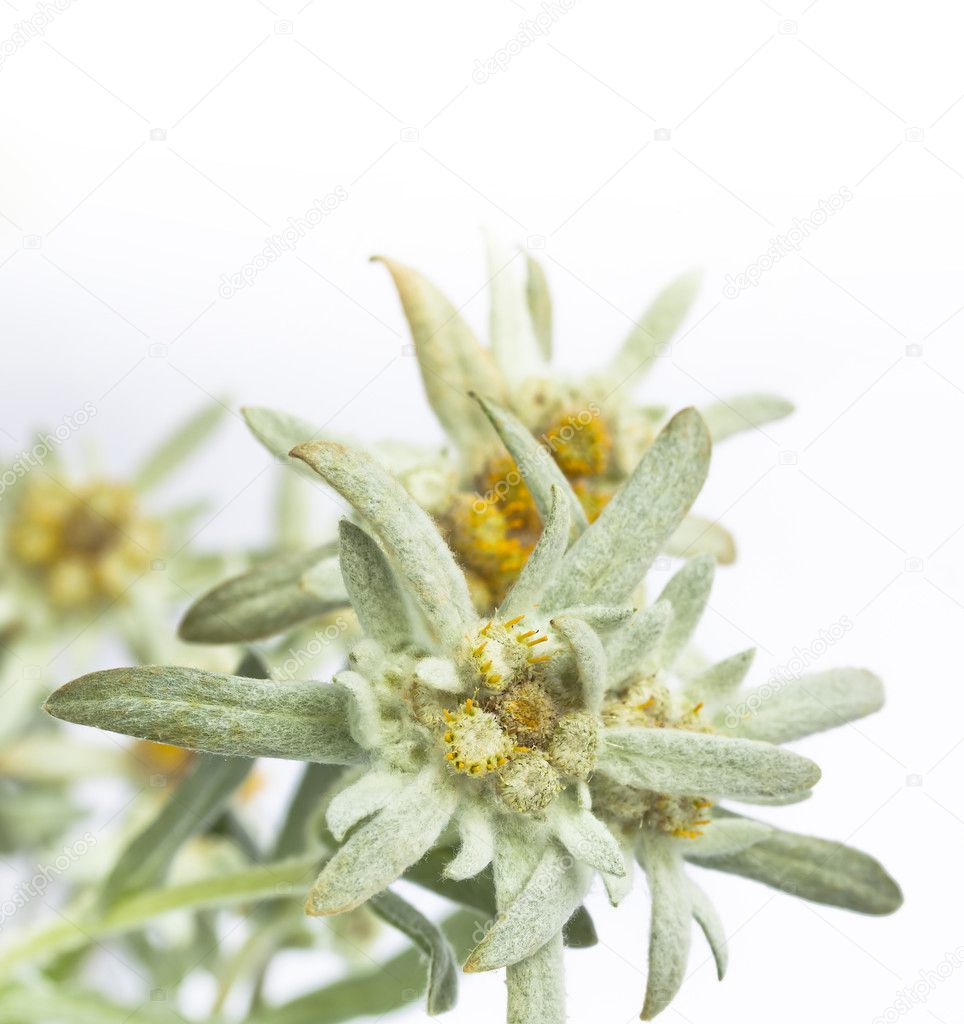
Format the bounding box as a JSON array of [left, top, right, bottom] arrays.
[[185, 243, 792, 644], [46, 405, 900, 1022]]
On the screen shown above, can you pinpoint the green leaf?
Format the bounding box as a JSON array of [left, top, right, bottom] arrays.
[[291, 441, 475, 648], [133, 402, 226, 491], [101, 751, 252, 908], [599, 727, 821, 800], [0, 984, 185, 1023], [369, 889, 459, 1015], [374, 255, 508, 457], [338, 520, 411, 648], [45, 666, 362, 764], [179, 543, 346, 643], [653, 554, 715, 668], [272, 763, 343, 860], [552, 800, 625, 875], [608, 271, 701, 389], [473, 393, 589, 536], [0, 854, 321, 977], [723, 668, 885, 744], [245, 911, 480, 1024], [542, 408, 711, 609], [636, 832, 692, 1020], [526, 254, 553, 359], [306, 769, 457, 915], [690, 818, 903, 915], [700, 393, 794, 442]]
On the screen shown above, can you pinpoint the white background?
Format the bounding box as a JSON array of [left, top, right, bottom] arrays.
[[1, 0, 961, 1022]]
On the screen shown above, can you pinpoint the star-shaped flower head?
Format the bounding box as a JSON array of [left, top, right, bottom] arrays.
[[46, 405, 899, 1022], [207, 244, 793, 647]]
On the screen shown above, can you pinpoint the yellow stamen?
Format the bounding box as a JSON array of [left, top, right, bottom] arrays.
[[527, 635, 548, 646], [503, 615, 525, 628]]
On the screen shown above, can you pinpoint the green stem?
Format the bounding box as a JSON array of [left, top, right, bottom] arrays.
[[0, 853, 320, 979]]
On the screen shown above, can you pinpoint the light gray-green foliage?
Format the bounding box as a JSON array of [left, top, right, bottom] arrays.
[[374, 255, 507, 457], [607, 270, 701, 389], [637, 832, 692, 1020], [684, 648, 755, 702], [605, 600, 673, 687], [688, 877, 727, 980], [45, 666, 361, 764], [700, 393, 794, 442], [525, 254, 553, 359], [551, 615, 607, 715], [179, 544, 345, 643], [368, 889, 459, 1015], [654, 554, 715, 668], [541, 408, 711, 609], [306, 768, 456, 915], [725, 668, 885, 744], [133, 402, 226, 492], [473, 394, 588, 536], [291, 441, 473, 647], [599, 727, 821, 799], [337, 521, 411, 648], [499, 486, 571, 615], [691, 818, 903, 914]]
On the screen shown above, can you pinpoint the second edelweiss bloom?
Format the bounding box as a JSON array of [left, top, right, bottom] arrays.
[[47, 402, 901, 1023]]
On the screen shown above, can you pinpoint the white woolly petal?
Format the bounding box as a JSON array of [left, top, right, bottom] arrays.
[[289, 440, 474, 648], [306, 768, 457, 915], [552, 801, 626, 876], [700, 392, 794, 442], [605, 600, 674, 689], [542, 409, 710, 610], [607, 271, 701, 390], [602, 834, 636, 907], [683, 648, 755, 703], [723, 668, 884, 744], [637, 832, 693, 1020], [474, 395, 588, 535], [325, 770, 404, 842], [332, 670, 385, 750], [688, 877, 727, 979], [415, 656, 463, 693], [654, 554, 715, 669], [665, 514, 736, 564], [684, 817, 772, 859], [551, 615, 607, 715], [500, 486, 571, 616], [444, 804, 495, 880], [599, 727, 821, 800], [337, 520, 411, 649], [485, 231, 546, 384], [465, 841, 590, 972]]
